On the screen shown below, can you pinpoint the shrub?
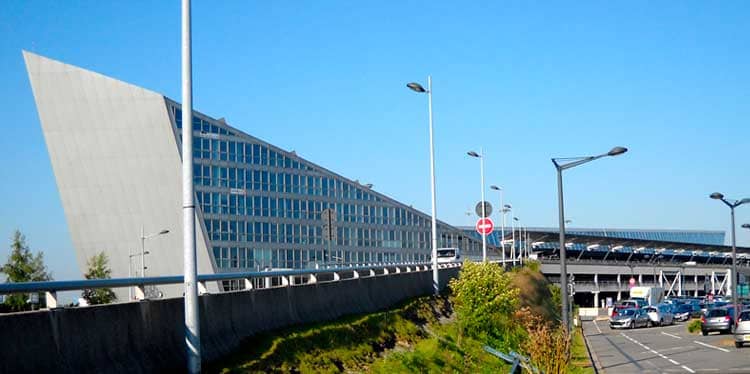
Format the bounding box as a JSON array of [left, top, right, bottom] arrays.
[[449, 262, 522, 351], [687, 319, 702, 334]]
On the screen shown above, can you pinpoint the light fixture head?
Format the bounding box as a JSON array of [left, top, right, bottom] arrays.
[[467, 151, 480, 158], [710, 192, 724, 200], [159, 229, 170, 235], [406, 82, 426, 93], [607, 146, 628, 156], [490, 185, 501, 190], [742, 223, 750, 229]]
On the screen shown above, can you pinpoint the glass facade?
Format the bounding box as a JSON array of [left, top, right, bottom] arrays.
[[166, 101, 482, 275]]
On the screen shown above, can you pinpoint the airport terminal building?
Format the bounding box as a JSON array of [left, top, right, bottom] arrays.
[[24, 51, 486, 296]]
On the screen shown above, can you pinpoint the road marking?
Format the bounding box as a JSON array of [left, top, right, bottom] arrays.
[[593, 320, 602, 334], [620, 332, 695, 373], [662, 331, 682, 339], [693, 340, 730, 353]]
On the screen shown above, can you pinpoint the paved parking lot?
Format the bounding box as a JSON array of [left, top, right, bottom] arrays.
[[583, 319, 750, 373]]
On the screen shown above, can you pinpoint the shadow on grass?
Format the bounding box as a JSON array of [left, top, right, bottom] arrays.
[[206, 294, 452, 373]]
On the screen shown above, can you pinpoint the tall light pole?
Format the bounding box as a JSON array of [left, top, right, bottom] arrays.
[[140, 226, 169, 278], [503, 204, 511, 264], [468, 149, 487, 262], [407, 77, 439, 295], [181, 0, 201, 371], [552, 146, 628, 332], [513, 217, 520, 265], [710, 192, 750, 320], [490, 185, 505, 264]]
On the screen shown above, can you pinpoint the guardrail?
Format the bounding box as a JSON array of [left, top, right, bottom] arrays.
[[0, 261, 462, 309]]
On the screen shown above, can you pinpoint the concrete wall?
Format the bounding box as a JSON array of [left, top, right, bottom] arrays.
[[24, 51, 215, 299], [0, 267, 459, 373]]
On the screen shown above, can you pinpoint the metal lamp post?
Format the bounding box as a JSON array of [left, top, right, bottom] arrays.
[[468, 149, 487, 262], [181, 0, 201, 371], [710, 192, 750, 319], [407, 77, 439, 295], [128, 251, 148, 300], [503, 204, 511, 264], [140, 226, 169, 278], [552, 146, 628, 332], [513, 217, 520, 265], [490, 185, 505, 264]]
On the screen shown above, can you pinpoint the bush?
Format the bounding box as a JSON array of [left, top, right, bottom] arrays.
[[449, 262, 522, 351], [687, 319, 702, 334]]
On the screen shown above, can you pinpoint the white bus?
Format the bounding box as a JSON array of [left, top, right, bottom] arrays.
[[435, 247, 461, 263]]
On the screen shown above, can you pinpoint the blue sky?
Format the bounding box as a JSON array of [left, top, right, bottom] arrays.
[[1, 1, 749, 281]]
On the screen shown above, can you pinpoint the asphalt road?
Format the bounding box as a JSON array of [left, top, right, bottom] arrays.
[[583, 319, 750, 373]]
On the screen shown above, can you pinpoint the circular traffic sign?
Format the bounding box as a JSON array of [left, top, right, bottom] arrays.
[[476, 217, 494, 235], [475, 201, 493, 217]]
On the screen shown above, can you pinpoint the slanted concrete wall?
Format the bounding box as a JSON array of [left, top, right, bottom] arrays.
[[0, 268, 459, 373]]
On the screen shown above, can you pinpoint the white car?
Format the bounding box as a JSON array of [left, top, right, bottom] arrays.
[[645, 304, 674, 326]]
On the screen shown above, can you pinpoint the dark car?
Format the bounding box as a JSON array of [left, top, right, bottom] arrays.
[[701, 307, 735, 335], [674, 304, 696, 321]]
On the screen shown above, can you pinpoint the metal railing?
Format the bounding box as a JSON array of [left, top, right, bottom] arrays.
[[0, 261, 462, 309]]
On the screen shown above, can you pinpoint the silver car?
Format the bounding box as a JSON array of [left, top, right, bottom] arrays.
[[610, 308, 650, 329], [734, 310, 750, 348], [646, 304, 674, 326], [702, 307, 735, 335]]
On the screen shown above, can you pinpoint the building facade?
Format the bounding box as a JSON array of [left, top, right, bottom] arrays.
[[24, 51, 483, 296]]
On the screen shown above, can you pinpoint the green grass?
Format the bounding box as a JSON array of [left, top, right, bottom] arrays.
[[369, 322, 508, 373], [569, 326, 595, 374]]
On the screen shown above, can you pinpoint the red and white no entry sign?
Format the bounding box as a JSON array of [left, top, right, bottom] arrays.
[[476, 217, 494, 235]]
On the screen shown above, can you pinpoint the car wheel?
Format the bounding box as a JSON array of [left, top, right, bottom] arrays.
[[702, 330, 708, 336], [647, 320, 653, 328], [736, 342, 744, 348], [659, 319, 664, 327], [730, 324, 736, 334]]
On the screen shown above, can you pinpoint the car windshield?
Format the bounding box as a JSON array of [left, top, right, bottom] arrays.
[[618, 309, 635, 316], [708, 309, 728, 317]]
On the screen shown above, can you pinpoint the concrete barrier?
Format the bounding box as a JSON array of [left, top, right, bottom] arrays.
[[0, 267, 460, 373]]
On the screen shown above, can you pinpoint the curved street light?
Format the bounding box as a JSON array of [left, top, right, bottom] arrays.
[[710, 192, 750, 320], [467, 149, 487, 262], [407, 77, 439, 295], [552, 146, 628, 332], [490, 185, 506, 264]]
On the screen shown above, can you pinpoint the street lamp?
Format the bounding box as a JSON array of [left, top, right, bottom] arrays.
[[128, 251, 149, 300], [467, 149, 487, 262], [513, 216, 521, 265], [140, 226, 169, 279], [490, 185, 505, 264], [742, 224, 750, 230], [552, 146, 628, 331], [407, 77, 439, 295], [710, 192, 750, 318]]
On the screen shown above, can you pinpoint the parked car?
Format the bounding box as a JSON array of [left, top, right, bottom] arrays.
[[610, 308, 651, 329], [734, 310, 750, 348], [674, 304, 695, 321], [701, 307, 735, 335], [646, 304, 674, 326]]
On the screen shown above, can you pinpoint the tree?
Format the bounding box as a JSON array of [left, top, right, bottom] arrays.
[[0, 230, 52, 311], [81, 252, 116, 305]]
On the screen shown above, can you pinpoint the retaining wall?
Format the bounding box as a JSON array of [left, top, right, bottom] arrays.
[[0, 267, 459, 373]]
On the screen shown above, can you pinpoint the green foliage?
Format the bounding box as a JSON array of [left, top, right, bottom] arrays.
[[370, 322, 508, 373], [687, 319, 702, 334], [82, 252, 116, 305], [0, 230, 51, 311], [449, 262, 522, 351]]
